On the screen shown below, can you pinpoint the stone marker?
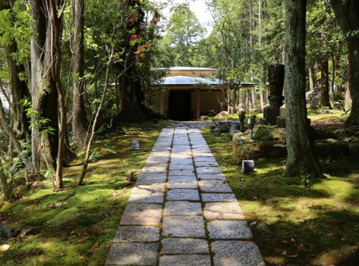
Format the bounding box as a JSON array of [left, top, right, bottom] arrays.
[[262, 63, 285, 125], [241, 160, 255, 174], [130, 139, 142, 150]]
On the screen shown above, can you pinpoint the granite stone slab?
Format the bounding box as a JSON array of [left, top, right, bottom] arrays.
[[192, 152, 214, 157], [204, 202, 244, 220], [166, 189, 200, 201], [194, 161, 219, 167], [194, 156, 217, 162], [162, 216, 206, 237], [169, 169, 195, 176], [139, 172, 167, 180], [160, 255, 211, 266], [171, 154, 192, 160], [168, 175, 197, 182], [106, 242, 158, 265], [196, 167, 223, 175], [132, 184, 166, 194], [120, 203, 162, 225], [128, 193, 164, 203], [208, 220, 253, 239], [211, 241, 265, 266], [169, 164, 194, 170], [197, 173, 226, 180], [164, 201, 202, 216], [141, 166, 167, 173], [199, 180, 232, 193], [168, 181, 197, 189], [136, 178, 166, 185], [201, 193, 237, 202], [113, 226, 160, 242], [161, 238, 209, 254], [170, 159, 193, 165]]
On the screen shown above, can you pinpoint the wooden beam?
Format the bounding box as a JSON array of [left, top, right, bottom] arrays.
[[193, 88, 200, 120]]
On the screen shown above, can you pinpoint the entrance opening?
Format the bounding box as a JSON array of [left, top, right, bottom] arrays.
[[168, 90, 192, 121]]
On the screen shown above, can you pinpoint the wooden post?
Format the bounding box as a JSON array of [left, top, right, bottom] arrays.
[[160, 90, 166, 116], [194, 88, 200, 120]]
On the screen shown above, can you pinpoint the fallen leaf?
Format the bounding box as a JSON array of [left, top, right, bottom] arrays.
[[249, 221, 257, 226], [318, 215, 324, 221], [282, 250, 287, 256], [323, 173, 331, 179], [180, 169, 183, 171], [229, 176, 233, 179], [265, 222, 272, 226], [282, 240, 289, 243], [48, 203, 55, 208], [76, 236, 89, 243]]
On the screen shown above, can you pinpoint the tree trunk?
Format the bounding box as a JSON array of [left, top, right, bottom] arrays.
[[320, 57, 331, 108], [330, 0, 359, 128], [309, 66, 315, 92], [71, 0, 88, 146], [0, 2, 30, 140], [284, 0, 322, 178], [30, 0, 60, 172], [345, 45, 352, 110]]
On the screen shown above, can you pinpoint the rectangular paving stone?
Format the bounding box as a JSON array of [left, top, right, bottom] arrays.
[[120, 203, 162, 225], [113, 226, 160, 242], [208, 220, 253, 239], [168, 175, 197, 182], [163, 216, 206, 237], [161, 238, 209, 254], [166, 189, 200, 201], [171, 154, 192, 160], [160, 255, 211, 266], [164, 201, 202, 216], [204, 202, 244, 220], [169, 169, 195, 176], [170, 159, 193, 165], [139, 173, 167, 180], [192, 152, 213, 157], [196, 167, 223, 175], [201, 193, 237, 202], [169, 164, 194, 170], [136, 178, 166, 185], [199, 180, 232, 193], [211, 241, 265, 266], [132, 184, 166, 194], [106, 242, 158, 265], [197, 173, 226, 180], [194, 156, 217, 162], [128, 193, 164, 203], [141, 166, 167, 173], [194, 161, 219, 167], [168, 181, 197, 189]]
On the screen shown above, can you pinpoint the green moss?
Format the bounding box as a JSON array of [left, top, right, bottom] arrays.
[[254, 126, 274, 140]]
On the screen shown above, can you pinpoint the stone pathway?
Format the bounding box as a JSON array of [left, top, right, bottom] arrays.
[[106, 128, 265, 266]]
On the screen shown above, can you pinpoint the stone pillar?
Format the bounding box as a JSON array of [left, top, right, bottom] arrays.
[[262, 63, 285, 125]]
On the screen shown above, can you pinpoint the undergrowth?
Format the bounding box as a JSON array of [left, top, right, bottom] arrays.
[[0, 120, 171, 266]]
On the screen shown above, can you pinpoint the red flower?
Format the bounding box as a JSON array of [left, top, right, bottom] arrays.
[[138, 34, 142, 38], [125, 5, 128, 9], [137, 47, 142, 51], [140, 22, 143, 25], [139, 53, 145, 58], [134, 13, 138, 17], [129, 17, 135, 22], [150, 20, 154, 24], [145, 44, 150, 49]]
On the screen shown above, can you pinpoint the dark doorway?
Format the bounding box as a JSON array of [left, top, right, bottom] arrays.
[[168, 90, 192, 121]]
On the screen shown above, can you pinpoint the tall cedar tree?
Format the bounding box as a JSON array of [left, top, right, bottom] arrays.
[[0, 1, 30, 140], [71, 0, 88, 145], [30, 0, 62, 173], [284, 0, 322, 177], [330, 0, 359, 129]]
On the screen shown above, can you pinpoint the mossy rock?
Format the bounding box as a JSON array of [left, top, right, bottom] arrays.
[[254, 126, 274, 140]]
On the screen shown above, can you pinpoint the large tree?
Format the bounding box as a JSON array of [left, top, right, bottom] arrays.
[[0, 1, 31, 140], [29, 0, 62, 174], [71, 0, 88, 145], [330, 0, 359, 128], [284, 0, 322, 177]]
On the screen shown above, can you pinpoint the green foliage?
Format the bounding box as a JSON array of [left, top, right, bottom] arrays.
[[45, 207, 81, 226]]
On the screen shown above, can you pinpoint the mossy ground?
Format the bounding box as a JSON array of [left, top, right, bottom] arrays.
[[0, 120, 173, 266], [201, 111, 359, 266]]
